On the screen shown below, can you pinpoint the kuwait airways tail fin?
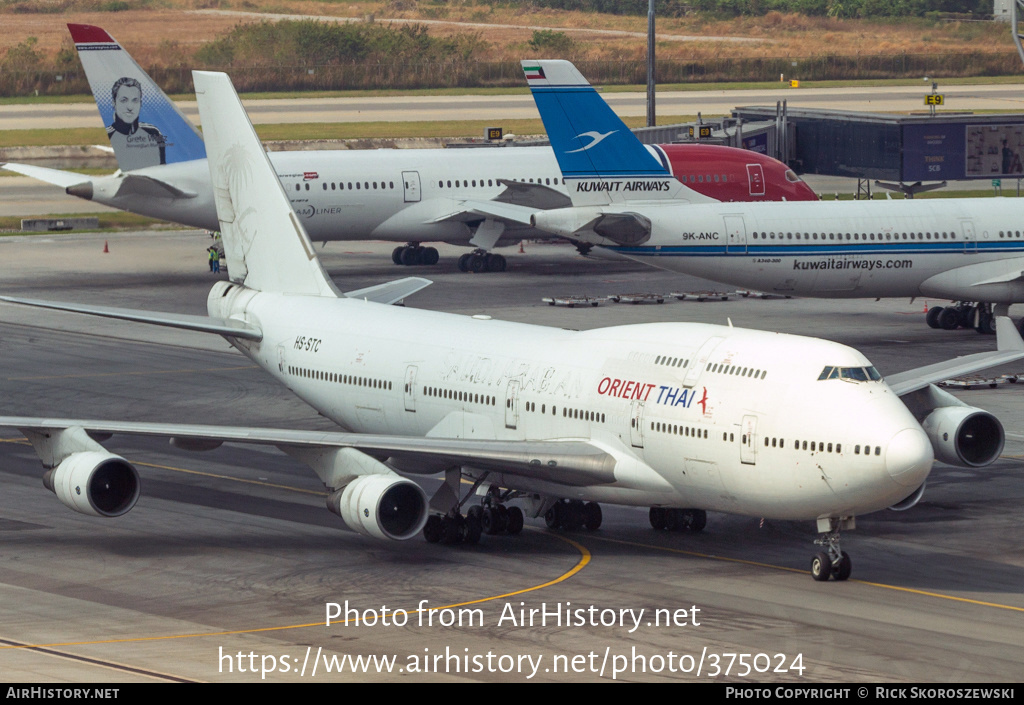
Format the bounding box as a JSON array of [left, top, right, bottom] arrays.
[[69, 24, 206, 170], [193, 70, 339, 297], [522, 59, 714, 206]]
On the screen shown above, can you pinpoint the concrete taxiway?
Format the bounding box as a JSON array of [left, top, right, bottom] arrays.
[[0, 232, 1021, 682], [2, 83, 1023, 131]]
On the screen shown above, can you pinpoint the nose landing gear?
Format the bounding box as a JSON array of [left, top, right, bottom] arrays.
[[811, 517, 853, 582]]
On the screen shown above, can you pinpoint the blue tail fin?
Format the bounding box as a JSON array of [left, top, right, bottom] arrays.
[[69, 24, 206, 171], [522, 60, 712, 206]]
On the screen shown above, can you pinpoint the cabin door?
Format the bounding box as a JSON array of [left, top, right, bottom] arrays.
[[630, 399, 646, 448], [402, 171, 421, 203], [404, 365, 418, 412], [960, 220, 977, 254], [724, 216, 747, 254], [745, 163, 765, 196], [740, 415, 758, 465], [504, 379, 520, 429]]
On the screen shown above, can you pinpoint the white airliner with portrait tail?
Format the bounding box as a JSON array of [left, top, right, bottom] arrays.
[[491, 60, 1024, 334], [0, 24, 816, 274], [2, 71, 1020, 582]]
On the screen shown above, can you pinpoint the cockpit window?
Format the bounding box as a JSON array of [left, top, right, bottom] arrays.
[[785, 169, 801, 183], [818, 366, 882, 382]]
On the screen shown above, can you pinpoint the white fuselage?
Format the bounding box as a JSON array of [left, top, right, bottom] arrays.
[[209, 282, 933, 521], [598, 197, 1024, 303], [92, 148, 571, 244]]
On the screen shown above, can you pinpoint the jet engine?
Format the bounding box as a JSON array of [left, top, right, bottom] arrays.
[[42, 451, 140, 517], [921, 406, 1003, 468], [888, 482, 926, 511], [326, 474, 428, 541]]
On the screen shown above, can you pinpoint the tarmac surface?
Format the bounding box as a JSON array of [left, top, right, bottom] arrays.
[[0, 232, 1021, 683], [2, 83, 1023, 131]]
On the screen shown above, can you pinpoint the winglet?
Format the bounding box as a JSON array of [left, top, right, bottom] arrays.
[[69, 23, 205, 169]]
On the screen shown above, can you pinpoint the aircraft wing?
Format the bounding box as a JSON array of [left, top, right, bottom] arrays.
[[887, 314, 1024, 396], [0, 417, 619, 487], [2, 162, 93, 189], [0, 296, 262, 341], [440, 199, 538, 226]]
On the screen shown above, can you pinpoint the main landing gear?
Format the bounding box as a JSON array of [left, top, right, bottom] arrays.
[[544, 499, 602, 531], [392, 243, 439, 267], [423, 486, 524, 545], [810, 517, 853, 582], [649, 507, 707, 532], [458, 249, 507, 273], [926, 301, 1009, 335]]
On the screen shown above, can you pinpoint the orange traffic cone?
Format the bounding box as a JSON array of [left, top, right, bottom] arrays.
[[922, 301, 928, 313], [519, 241, 525, 254], [103, 240, 109, 253]]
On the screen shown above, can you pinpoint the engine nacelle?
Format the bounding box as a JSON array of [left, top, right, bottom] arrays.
[[326, 474, 428, 541], [921, 406, 1004, 468], [43, 451, 140, 517], [888, 482, 926, 511]]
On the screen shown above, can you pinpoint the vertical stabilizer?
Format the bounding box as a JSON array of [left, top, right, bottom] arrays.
[[522, 59, 714, 206], [193, 71, 339, 297], [69, 24, 206, 170]]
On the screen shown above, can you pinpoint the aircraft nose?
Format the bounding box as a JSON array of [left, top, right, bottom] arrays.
[[885, 428, 933, 487]]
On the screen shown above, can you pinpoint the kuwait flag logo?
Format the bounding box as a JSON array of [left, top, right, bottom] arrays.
[[523, 65, 545, 81]]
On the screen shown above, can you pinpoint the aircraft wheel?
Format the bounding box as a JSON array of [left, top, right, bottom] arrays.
[[583, 502, 602, 531], [937, 307, 960, 330], [925, 306, 943, 329], [442, 514, 464, 544], [545, 502, 562, 529], [482, 506, 506, 534], [463, 513, 482, 545], [556, 501, 580, 530], [422, 247, 439, 266], [392, 246, 405, 265], [423, 515, 443, 543], [469, 254, 487, 273], [458, 253, 471, 272], [690, 509, 707, 533], [832, 551, 852, 581], [958, 305, 977, 329], [400, 247, 422, 266], [649, 507, 667, 530], [506, 506, 524, 535], [810, 552, 832, 581], [976, 314, 996, 335], [486, 253, 506, 272]]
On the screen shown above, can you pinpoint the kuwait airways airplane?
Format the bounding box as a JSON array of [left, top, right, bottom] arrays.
[[474, 60, 1024, 333], [2, 71, 1020, 582], [0, 24, 815, 273]]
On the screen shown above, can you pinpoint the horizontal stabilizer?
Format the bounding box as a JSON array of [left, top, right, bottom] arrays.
[[0, 296, 262, 341], [1, 163, 93, 189], [888, 315, 1024, 396], [343, 277, 432, 305]]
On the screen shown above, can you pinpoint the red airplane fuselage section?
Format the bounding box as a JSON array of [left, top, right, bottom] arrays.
[[657, 144, 818, 202]]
